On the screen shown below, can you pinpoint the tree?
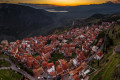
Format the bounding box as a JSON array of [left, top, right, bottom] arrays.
[[98, 59, 100, 67], [112, 67, 120, 80]]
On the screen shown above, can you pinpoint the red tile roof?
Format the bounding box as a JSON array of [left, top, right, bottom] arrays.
[[73, 74, 79, 80], [42, 61, 48, 68], [47, 63, 54, 69], [97, 51, 103, 57], [33, 60, 40, 69], [56, 65, 62, 74], [61, 60, 69, 71], [50, 71, 56, 77], [35, 56, 42, 63]]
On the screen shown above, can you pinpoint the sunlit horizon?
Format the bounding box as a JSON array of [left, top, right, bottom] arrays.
[[0, 0, 119, 6]]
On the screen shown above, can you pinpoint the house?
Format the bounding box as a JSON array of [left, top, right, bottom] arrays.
[[73, 59, 78, 67], [47, 63, 56, 77], [32, 60, 40, 69], [42, 61, 48, 68], [26, 61, 33, 68], [1, 40, 8, 46], [73, 74, 80, 80], [92, 46, 98, 52], [33, 67, 44, 78], [0, 45, 3, 52], [114, 46, 120, 53], [97, 42, 101, 47], [35, 56, 43, 64], [59, 59, 69, 72], [96, 51, 104, 60], [77, 53, 87, 64], [69, 44, 75, 50], [69, 62, 87, 80], [99, 38, 103, 43], [56, 65, 62, 75], [26, 57, 34, 68], [68, 59, 75, 69], [81, 69, 90, 78], [64, 49, 72, 57]]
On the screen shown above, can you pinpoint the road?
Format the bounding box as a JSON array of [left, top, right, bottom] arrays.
[[87, 25, 111, 63], [0, 58, 36, 80]]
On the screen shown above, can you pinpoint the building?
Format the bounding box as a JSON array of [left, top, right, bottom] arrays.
[[115, 46, 120, 53], [96, 51, 104, 60], [33, 67, 44, 78], [56, 65, 62, 75], [92, 46, 98, 52]]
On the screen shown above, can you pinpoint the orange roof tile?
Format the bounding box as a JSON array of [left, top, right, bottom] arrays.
[[47, 63, 54, 68], [42, 61, 48, 68], [97, 51, 103, 57], [73, 74, 79, 80], [56, 65, 62, 74], [33, 60, 40, 69]]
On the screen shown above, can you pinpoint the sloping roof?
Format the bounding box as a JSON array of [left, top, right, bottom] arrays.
[[47, 63, 54, 69], [42, 61, 48, 68], [115, 46, 120, 53], [97, 51, 103, 57], [73, 74, 79, 80], [56, 65, 62, 74]]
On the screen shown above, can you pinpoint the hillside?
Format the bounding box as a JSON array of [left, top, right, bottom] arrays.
[[0, 3, 56, 41], [89, 23, 120, 80], [0, 3, 120, 42], [44, 2, 120, 19]]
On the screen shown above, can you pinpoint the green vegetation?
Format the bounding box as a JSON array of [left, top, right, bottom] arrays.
[[8, 56, 33, 76], [72, 53, 77, 58], [32, 53, 39, 57], [89, 47, 113, 69], [0, 53, 9, 58], [0, 69, 22, 80], [46, 39, 51, 45], [108, 24, 120, 39], [49, 51, 77, 63], [112, 65, 120, 80], [87, 19, 101, 24], [0, 60, 11, 67], [49, 52, 64, 63], [89, 23, 120, 80], [51, 27, 71, 35], [97, 30, 105, 40], [91, 30, 105, 46], [90, 54, 120, 80]]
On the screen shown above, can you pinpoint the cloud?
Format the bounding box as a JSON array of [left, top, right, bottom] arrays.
[[0, 0, 4, 2], [113, 0, 120, 3], [0, 0, 10, 2]]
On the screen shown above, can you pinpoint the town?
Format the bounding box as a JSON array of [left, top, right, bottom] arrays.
[[0, 22, 111, 80]]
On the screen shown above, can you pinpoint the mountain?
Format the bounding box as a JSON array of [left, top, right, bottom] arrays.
[[43, 2, 120, 19], [19, 3, 59, 9], [0, 3, 120, 42], [0, 3, 56, 41], [87, 13, 107, 20]]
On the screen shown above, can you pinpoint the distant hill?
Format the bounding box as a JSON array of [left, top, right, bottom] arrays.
[[87, 14, 107, 20], [0, 3, 120, 41], [0, 3, 56, 41], [43, 2, 120, 19]]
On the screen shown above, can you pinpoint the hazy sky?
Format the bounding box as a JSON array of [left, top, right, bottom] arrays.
[[0, 0, 119, 6]]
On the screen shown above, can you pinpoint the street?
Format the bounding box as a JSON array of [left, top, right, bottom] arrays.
[[0, 58, 36, 80]]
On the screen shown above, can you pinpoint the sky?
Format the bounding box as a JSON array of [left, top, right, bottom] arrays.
[[0, 0, 120, 6]]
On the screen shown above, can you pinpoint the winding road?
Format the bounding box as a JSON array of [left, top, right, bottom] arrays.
[[87, 24, 111, 63], [0, 58, 36, 80]]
